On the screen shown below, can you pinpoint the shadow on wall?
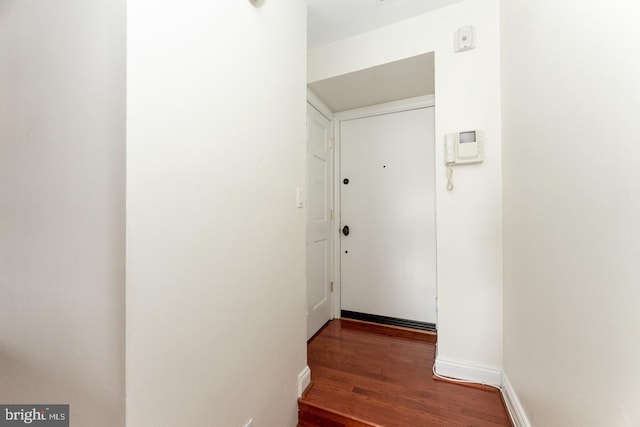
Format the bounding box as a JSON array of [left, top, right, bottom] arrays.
[[0, 348, 124, 425]]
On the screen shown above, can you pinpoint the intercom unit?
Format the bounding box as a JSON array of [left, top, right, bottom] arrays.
[[444, 130, 484, 191]]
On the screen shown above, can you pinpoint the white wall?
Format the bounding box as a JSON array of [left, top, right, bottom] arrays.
[[502, 1, 640, 425], [309, 0, 503, 375], [126, 1, 307, 426], [0, 1, 125, 426]]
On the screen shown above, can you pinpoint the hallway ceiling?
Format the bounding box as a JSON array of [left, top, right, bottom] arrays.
[[307, 0, 453, 112], [308, 53, 434, 112], [307, 0, 463, 49]]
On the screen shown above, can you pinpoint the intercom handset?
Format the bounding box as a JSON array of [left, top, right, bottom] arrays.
[[444, 130, 484, 191]]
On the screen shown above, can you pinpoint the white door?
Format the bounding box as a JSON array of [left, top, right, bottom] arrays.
[[306, 103, 333, 339], [340, 107, 436, 324]]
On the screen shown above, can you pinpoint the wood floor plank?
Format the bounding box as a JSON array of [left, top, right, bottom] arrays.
[[299, 319, 512, 427]]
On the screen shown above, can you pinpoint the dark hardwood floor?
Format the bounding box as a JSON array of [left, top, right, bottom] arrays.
[[298, 319, 512, 427]]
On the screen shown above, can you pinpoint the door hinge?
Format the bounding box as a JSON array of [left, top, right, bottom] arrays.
[[329, 137, 334, 149], [329, 209, 334, 220], [330, 281, 334, 292]]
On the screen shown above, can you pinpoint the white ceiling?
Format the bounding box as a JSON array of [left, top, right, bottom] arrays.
[[307, 0, 463, 49], [307, 0, 458, 112], [308, 53, 434, 112]]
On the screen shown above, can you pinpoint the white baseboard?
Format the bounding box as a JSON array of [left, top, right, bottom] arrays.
[[501, 372, 532, 427], [297, 365, 311, 398], [434, 356, 502, 387]]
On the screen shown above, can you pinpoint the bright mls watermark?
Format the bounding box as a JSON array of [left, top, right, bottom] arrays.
[[0, 406, 68, 426]]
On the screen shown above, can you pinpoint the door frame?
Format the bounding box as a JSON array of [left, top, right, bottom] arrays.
[[332, 94, 436, 319], [307, 89, 336, 326]]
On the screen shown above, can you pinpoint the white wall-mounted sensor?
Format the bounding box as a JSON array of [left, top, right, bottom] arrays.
[[454, 26, 476, 52]]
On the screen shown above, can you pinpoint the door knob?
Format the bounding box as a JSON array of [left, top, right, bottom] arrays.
[[342, 225, 350, 236]]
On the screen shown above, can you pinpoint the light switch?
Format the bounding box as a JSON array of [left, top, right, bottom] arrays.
[[296, 188, 305, 208]]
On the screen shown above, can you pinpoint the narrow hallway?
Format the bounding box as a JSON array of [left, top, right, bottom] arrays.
[[299, 320, 512, 426]]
